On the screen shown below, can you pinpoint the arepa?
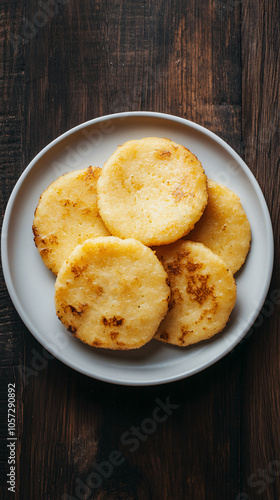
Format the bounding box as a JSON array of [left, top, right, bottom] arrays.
[[188, 179, 251, 274], [155, 240, 236, 347], [97, 137, 207, 246], [33, 167, 110, 275], [55, 236, 170, 350]]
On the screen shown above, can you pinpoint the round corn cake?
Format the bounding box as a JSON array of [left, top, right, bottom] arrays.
[[55, 236, 170, 350], [187, 179, 251, 274], [97, 137, 208, 246], [154, 240, 236, 347], [33, 166, 110, 275]]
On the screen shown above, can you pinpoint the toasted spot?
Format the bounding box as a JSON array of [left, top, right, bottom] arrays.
[[110, 331, 119, 340], [95, 285, 104, 296], [116, 341, 126, 349], [67, 325, 77, 335], [160, 332, 169, 341], [92, 339, 103, 347], [62, 199, 77, 207], [169, 288, 183, 310], [186, 261, 203, 273], [83, 166, 98, 181], [199, 304, 218, 321], [178, 328, 193, 345], [102, 316, 124, 327], [48, 234, 59, 245], [186, 274, 214, 305], [40, 248, 50, 256], [32, 225, 40, 239], [71, 264, 87, 278], [97, 137, 207, 246], [167, 261, 182, 276], [66, 304, 88, 317], [155, 240, 236, 347], [155, 149, 172, 158]]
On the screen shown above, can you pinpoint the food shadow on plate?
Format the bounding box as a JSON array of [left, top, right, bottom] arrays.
[[66, 299, 244, 364]]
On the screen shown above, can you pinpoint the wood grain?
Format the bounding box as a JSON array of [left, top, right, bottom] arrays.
[[0, 0, 279, 499], [241, 0, 280, 499], [0, 1, 25, 496]]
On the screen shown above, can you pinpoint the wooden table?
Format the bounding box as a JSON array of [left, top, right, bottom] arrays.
[[1, 1, 279, 499]]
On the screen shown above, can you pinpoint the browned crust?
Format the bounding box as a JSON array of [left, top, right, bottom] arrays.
[[101, 316, 124, 327]]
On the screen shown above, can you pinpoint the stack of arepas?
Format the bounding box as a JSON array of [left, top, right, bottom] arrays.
[[33, 137, 251, 350]]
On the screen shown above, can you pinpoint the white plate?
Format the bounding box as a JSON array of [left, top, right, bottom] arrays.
[[1, 112, 274, 385]]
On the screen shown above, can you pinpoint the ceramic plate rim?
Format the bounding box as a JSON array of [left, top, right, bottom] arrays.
[[1, 111, 274, 385]]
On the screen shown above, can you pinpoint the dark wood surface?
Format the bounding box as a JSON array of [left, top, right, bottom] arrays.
[[1, 1, 279, 499]]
